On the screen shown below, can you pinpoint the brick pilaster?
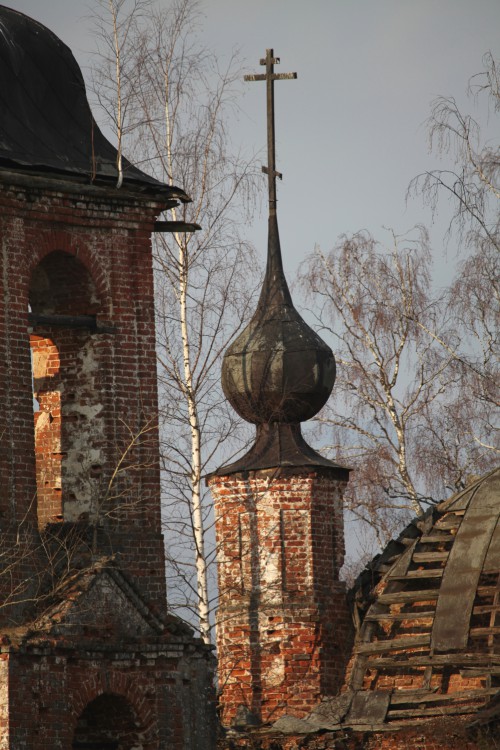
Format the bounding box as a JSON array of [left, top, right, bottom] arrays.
[[209, 467, 353, 726]]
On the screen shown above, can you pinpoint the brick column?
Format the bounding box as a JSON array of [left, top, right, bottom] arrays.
[[209, 466, 353, 726]]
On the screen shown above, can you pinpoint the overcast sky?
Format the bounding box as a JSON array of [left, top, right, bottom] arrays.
[[6, 0, 500, 281]]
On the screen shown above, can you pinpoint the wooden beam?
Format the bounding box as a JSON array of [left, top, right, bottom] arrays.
[[473, 604, 500, 615], [389, 569, 444, 580], [419, 533, 456, 543], [412, 551, 450, 563], [365, 653, 500, 668], [470, 626, 500, 637], [364, 610, 435, 623], [390, 687, 497, 705], [153, 220, 201, 233], [388, 704, 485, 718], [377, 588, 439, 605], [433, 515, 464, 529], [355, 634, 431, 655], [28, 313, 115, 333]]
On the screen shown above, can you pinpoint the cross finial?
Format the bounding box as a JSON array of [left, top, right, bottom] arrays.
[[245, 49, 297, 215]]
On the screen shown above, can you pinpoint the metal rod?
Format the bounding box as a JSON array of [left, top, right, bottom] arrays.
[[153, 220, 201, 233]]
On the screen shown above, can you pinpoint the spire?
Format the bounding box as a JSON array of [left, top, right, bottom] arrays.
[[217, 50, 339, 475]]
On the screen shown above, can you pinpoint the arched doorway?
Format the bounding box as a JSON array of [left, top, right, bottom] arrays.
[[72, 693, 142, 750]]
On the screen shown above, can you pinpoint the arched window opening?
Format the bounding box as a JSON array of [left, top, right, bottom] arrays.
[[72, 693, 143, 750], [29, 251, 106, 527], [30, 334, 62, 526]]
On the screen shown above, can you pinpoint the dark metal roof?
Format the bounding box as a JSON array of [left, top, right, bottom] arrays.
[[0, 6, 187, 200], [212, 422, 348, 476]]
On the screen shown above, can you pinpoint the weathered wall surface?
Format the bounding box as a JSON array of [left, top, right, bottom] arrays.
[[0, 173, 166, 614], [210, 467, 352, 726], [0, 171, 216, 750], [3, 641, 214, 750]]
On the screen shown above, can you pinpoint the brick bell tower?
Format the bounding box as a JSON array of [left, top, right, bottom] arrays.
[[208, 50, 352, 728], [0, 7, 213, 749]]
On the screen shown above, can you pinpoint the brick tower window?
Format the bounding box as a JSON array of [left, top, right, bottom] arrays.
[[29, 251, 106, 527], [30, 333, 62, 525]]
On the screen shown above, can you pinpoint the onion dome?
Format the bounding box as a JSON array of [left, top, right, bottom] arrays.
[[0, 6, 187, 201], [222, 213, 335, 425], [218, 210, 338, 474], [215, 49, 344, 475], [218, 214, 340, 473]]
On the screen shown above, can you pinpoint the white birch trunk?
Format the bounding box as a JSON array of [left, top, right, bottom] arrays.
[[164, 72, 211, 645]]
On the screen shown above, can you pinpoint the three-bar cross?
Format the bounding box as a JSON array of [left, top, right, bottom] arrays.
[[245, 49, 297, 214]]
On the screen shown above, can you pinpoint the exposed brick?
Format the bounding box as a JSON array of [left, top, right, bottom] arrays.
[[0, 171, 215, 749], [209, 467, 353, 726]]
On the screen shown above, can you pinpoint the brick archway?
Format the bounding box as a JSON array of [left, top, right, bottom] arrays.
[[27, 230, 112, 319], [72, 692, 143, 750]]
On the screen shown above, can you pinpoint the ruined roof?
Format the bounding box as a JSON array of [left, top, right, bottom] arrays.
[[266, 469, 500, 738], [0, 6, 188, 200], [0, 557, 196, 651], [341, 467, 500, 730]]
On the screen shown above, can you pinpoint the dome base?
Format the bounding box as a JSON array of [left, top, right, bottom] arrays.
[[212, 422, 349, 476]]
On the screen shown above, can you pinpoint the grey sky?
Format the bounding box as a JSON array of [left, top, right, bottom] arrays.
[[6, 0, 500, 278]]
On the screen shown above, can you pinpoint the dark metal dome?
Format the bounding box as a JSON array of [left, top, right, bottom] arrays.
[[222, 213, 336, 426], [0, 5, 187, 199], [216, 212, 341, 475], [214, 48, 344, 476]]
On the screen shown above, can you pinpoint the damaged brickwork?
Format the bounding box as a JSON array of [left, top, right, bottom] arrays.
[[212, 472, 500, 750], [0, 175, 166, 604], [0, 172, 215, 749], [210, 467, 352, 727], [0, 8, 216, 748]]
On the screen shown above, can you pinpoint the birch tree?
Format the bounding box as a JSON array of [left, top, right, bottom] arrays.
[[298, 228, 456, 546], [300, 55, 499, 553], [91, 0, 260, 642], [409, 51, 500, 484], [412, 52, 500, 257]]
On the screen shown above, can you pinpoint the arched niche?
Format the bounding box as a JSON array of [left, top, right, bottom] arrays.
[[72, 693, 143, 750], [29, 251, 107, 527]]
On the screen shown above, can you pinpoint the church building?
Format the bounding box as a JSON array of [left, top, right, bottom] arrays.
[[209, 49, 500, 750], [0, 6, 213, 748], [1, 8, 499, 750]]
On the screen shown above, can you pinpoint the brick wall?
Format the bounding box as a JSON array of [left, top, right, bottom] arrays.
[[0, 172, 167, 614], [3, 640, 214, 750], [0, 170, 216, 749], [209, 466, 353, 726]]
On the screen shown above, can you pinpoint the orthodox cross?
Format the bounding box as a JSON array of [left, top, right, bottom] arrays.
[[245, 49, 297, 215]]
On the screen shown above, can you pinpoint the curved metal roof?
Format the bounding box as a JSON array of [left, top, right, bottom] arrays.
[[221, 214, 336, 426], [0, 5, 187, 200]]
